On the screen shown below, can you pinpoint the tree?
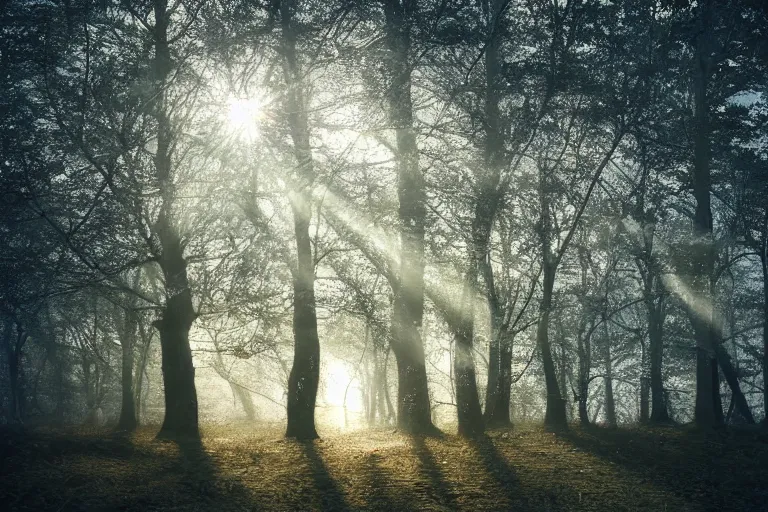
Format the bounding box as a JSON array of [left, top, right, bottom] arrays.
[[277, 0, 323, 440], [381, 0, 437, 435]]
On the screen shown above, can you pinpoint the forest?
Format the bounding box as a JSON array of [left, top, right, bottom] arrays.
[[2, 0, 768, 510]]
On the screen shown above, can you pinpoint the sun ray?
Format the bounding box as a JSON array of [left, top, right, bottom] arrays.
[[621, 218, 721, 331]]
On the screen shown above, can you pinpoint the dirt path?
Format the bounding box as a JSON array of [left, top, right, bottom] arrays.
[[2, 423, 767, 511]]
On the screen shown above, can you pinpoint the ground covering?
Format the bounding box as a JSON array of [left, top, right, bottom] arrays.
[[1, 422, 767, 511]]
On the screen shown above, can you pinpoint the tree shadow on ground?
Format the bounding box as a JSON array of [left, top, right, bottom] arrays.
[[409, 435, 459, 509], [136, 435, 256, 511], [1, 428, 260, 511], [361, 449, 417, 511], [300, 441, 351, 511], [556, 425, 768, 511], [0, 428, 139, 462], [468, 434, 530, 509]]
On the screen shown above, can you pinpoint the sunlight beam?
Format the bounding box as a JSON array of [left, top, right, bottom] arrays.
[[621, 218, 721, 332]]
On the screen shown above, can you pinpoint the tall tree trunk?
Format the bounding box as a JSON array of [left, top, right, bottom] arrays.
[[480, 236, 509, 427], [155, 221, 198, 439], [153, 0, 199, 440], [384, 0, 435, 435], [484, 330, 500, 420], [233, 383, 257, 421], [4, 320, 25, 423], [367, 324, 377, 425], [633, 165, 669, 424], [282, 117, 321, 441], [640, 374, 650, 423], [639, 334, 649, 423], [538, 264, 567, 428], [470, 0, 508, 434], [486, 334, 513, 427], [559, 327, 569, 421], [210, 336, 257, 422], [369, 330, 378, 425], [712, 359, 724, 424], [83, 356, 95, 424], [577, 330, 590, 426], [648, 300, 669, 423], [50, 331, 66, 425], [134, 321, 153, 425], [576, 252, 590, 426], [377, 360, 389, 423], [383, 345, 396, 423], [369, 324, 389, 426], [691, 0, 720, 427], [713, 340, 754, 423], [117, 308, 138, 431], [281, 0, 320, 440], [604, 325, 616, 427], [762, 239, 768, 423], [454, 274, 484, 437]]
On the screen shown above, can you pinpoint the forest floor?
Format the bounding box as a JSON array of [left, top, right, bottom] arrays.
[[1, 421, 767, 511]]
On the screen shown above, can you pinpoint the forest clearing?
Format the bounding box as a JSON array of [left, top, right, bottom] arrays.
[[2, 422, 767, 511]]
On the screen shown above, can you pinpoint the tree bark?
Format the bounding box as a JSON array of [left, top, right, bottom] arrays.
[[152, 0, 199, 440], [368, 324, 389, 426], [134, 320, 153, 425], [49, 330, 66, 425], [604, 324, 616, 427], [712, 358, 724, 424], [713, 336, 754, 423], [762, 238, 768, 423], [384, 0, 436, 435], [691, 0, 720, 428], [640, 373, 650, 423], [576, 252, 591, 426], [368, 325, 379, 425], [538, 264, 567, 428], [454, 274, 484, 437], [3, 320, 25, 423], [117, 308, 138, 432], [471, 0, 509, 434], [484, 331, 500, 421], [280, 0, 320, 440], [210, 336, 257, 422], [155, 261, 198, 439], [486, 335, 513, 427], [577, 329, 591, 426], [383, 345, 396, 423], [648, 298, 669, 423], [233, 383, 257, 421]]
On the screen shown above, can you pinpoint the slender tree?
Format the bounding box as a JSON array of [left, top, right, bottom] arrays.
[[382, 0, 437, 434]]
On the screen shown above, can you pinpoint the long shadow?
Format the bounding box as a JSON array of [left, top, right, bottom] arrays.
[[139, 435, 257, 511], [362, 450, 417, 511], [3, 428, 140, 461], [409, 435, 458, 509], [301, 441, 351, 511], [175, 437, 218, 496], [2, 428, 250, 511], [557, 425, 768, 511], [468, 434, 529, 509]]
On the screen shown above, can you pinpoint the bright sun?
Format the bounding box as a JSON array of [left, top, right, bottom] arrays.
[[227, 96, 262, 141]]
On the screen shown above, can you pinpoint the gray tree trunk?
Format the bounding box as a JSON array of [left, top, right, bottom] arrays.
[[280, 0, 321, 440], [691, 0, 719, 427], [384, 0, 436, 435], [153, 0, 199, 441], [117, 308, 138, 432]]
